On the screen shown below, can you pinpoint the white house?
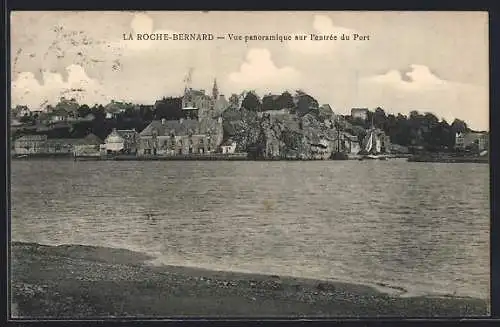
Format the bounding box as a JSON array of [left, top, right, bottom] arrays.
[[351, 108, 369, 121], [103, 129, 138, 154], [220, 140, 237, 154]]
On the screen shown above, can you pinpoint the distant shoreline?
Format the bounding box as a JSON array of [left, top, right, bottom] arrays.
[[10, 241, 489, 318]]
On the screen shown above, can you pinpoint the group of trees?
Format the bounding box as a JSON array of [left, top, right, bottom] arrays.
[[344, 107, 473, 151], [240, 90, 319, 116]]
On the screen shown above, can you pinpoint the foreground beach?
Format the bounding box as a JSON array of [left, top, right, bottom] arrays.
[[10, 242, 488, 318]]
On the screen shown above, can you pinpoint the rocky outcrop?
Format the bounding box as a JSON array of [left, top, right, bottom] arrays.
[[222, 108, 340, 159]]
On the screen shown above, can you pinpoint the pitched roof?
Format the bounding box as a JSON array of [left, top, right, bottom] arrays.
[[140, 120, 201, 137], [15, 134, 48, 142], [84, 133, 103, 144], [185, 89, 208, 98], [115, 129, 137, 138], [105, 102, 128, 113]]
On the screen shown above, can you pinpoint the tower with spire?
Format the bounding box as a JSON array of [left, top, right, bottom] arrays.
[[212, 78, 219, 100]]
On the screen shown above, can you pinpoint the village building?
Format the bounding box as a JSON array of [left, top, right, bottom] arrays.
[[181, 88, 212, 120], [138, 117, 224, 156], [351, 108, 369, 121], [103, 128, 139, 154], [14, 135, 48, 155], [455, 131, 489, 152], [73, 134, 103, 156], [48, 108, 70, 123], [13, 134, 102, 156], [220, 139, 237, 154], [181, 79, 228, 120], [105, 101, 128, 119]]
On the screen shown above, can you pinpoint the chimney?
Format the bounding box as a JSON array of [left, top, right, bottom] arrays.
[[161, 118, 166, 125]]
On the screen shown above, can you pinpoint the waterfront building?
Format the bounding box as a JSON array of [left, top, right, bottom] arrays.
[[103, 129, 139, 154], [13, 135, 48, 154], [455, 131, 488, 152], [138, 117, 224, 156], [73, 134, 103, 156], [220, 139, 237, 154], [13, 133, 103, 155], [351, 108, 369, 121]]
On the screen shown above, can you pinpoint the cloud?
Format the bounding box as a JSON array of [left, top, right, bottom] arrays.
[[362, 64, 447, 90], [227, 48, 300, 94], [358, 64, 489, 130], [11, 65, 112, 108], [287, 15, 363, 55]]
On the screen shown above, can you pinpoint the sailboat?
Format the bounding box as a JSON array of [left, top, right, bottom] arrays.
[[361, 116, 387, 160]]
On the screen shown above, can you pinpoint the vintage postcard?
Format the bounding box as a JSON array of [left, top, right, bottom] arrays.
[[9, 11, 489, 318]]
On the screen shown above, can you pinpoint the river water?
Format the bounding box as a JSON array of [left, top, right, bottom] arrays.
[[10, 159, 490, 300]]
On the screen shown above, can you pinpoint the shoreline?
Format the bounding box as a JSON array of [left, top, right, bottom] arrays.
[[10, 241, 489, 318]]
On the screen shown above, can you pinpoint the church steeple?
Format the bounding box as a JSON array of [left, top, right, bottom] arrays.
[[212, 78, 219, 100]]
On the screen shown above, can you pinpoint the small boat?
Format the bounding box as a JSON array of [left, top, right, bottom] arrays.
[[360, 116, 388, 161]]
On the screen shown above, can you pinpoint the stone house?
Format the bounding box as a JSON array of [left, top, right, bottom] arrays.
[[182, 88, 213, 120], [138, 117, 223, 156]]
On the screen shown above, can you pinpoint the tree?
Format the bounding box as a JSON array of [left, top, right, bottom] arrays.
[[56, 97, 79, 115], [277, 91, 294, 109], [373, 107, 387, 129], [228, 94, 240, 108], [261, 94, 277, 111], [154, 97, 183, 120], [241, 91, 262, 112], [295, 91, 319, 116], [451, 118, 468, 134], [77, 104, 91, 117], [91, 104, 106, 121]]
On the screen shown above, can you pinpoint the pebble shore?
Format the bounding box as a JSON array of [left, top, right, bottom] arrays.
[[10, 242, 489, 318]]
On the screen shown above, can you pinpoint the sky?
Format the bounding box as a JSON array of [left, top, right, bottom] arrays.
[[11, 11, 489, 130]]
